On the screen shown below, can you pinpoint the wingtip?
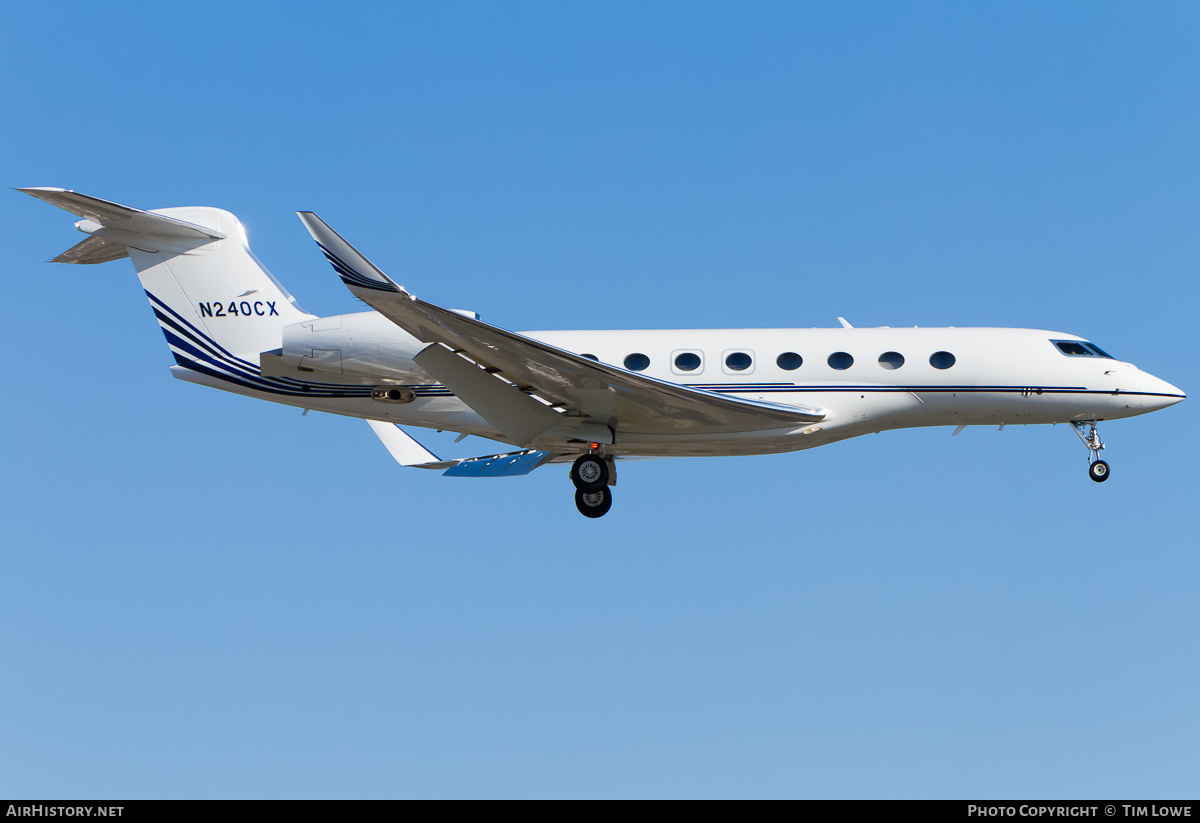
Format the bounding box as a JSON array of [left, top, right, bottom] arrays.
[[16, 186, 70, 200]]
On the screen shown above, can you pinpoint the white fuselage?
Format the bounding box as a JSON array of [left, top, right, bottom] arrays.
[[176, 318, 1185, 457]]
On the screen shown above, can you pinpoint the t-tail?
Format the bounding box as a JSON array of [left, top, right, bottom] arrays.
[[21, 188, 314, 390]]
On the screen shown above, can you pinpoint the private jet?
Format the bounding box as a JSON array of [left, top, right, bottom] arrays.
[[23, 188, 1185, 517]]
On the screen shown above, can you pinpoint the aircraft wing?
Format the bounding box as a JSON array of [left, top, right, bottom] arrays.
[[367, 420, 559, 476], [301, 213, 825, 445]]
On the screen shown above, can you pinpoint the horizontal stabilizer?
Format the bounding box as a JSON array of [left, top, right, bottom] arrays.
[[20, 188, 227, 242], [51, 233, 130, 265], [22, 188, 229, 264]]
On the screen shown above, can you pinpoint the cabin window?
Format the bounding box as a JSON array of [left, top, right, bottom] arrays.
[[777, 352, 803, 370], [930, 351, 956, 369], [673, 351, 702, 372], [624, 353, 650, 371], [1052, 339, 1114, 359], [878, 352, 904, 370], [725, 351, 753, 371], [828, 352, 853, 370], [580, 353, 599, 361]]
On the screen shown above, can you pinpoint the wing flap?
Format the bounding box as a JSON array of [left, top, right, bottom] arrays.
[[413, 342, 562, 446]]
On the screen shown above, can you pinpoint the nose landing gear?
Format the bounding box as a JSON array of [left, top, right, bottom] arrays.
[[1071, 421, 1110, 483], [570, 451, 614, 517]]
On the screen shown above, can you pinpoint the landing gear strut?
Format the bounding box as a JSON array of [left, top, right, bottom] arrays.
[[1071, 421, 1110, 483], [570, 450, 613, 517]]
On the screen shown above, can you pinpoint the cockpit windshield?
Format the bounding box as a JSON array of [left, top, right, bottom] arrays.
[[1051, 339, 1114, 359]]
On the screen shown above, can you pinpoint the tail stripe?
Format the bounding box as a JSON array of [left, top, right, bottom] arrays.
[[151, 307, 244, 370], [161, 326, 218, 366], [146, 291, 258, 370], [147, 289, 371, 397], [145, 289, 452, 399]]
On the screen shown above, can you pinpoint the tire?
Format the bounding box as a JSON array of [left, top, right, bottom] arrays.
[[570, 454, 609, 492], [1089, 460, 1110, 483], [575, 487, 613, 518]]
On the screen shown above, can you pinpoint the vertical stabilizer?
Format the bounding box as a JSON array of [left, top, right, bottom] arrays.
[[126, 206, 312, 362], [23, 189, 313, 373]]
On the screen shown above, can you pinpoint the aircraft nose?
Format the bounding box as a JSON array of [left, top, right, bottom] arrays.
[[1135, 372, 1186, 411]]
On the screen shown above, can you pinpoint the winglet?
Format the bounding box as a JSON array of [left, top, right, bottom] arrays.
[[297, 211, 407, 295]]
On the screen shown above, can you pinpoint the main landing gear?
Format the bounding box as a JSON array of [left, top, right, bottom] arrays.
[[1071, 421, 1110, 483], [570, 452, 613, 518]]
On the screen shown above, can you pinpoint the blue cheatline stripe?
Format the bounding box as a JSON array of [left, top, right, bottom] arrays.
[[686, 383, 1095, 394], [317, 242, 399, 292]]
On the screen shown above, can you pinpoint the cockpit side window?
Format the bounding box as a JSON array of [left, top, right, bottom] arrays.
[[1054, 341, 1091, 356], [1052, 339, 1113, 359]]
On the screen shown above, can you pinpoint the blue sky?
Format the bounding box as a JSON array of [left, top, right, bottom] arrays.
[[3, 1, 1198, 798]]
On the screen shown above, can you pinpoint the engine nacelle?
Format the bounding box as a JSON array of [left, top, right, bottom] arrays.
[[280, 311, 428, 379]]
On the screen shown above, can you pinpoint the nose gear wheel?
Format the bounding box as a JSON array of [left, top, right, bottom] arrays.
[[1071, 421, 1110, 483]]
